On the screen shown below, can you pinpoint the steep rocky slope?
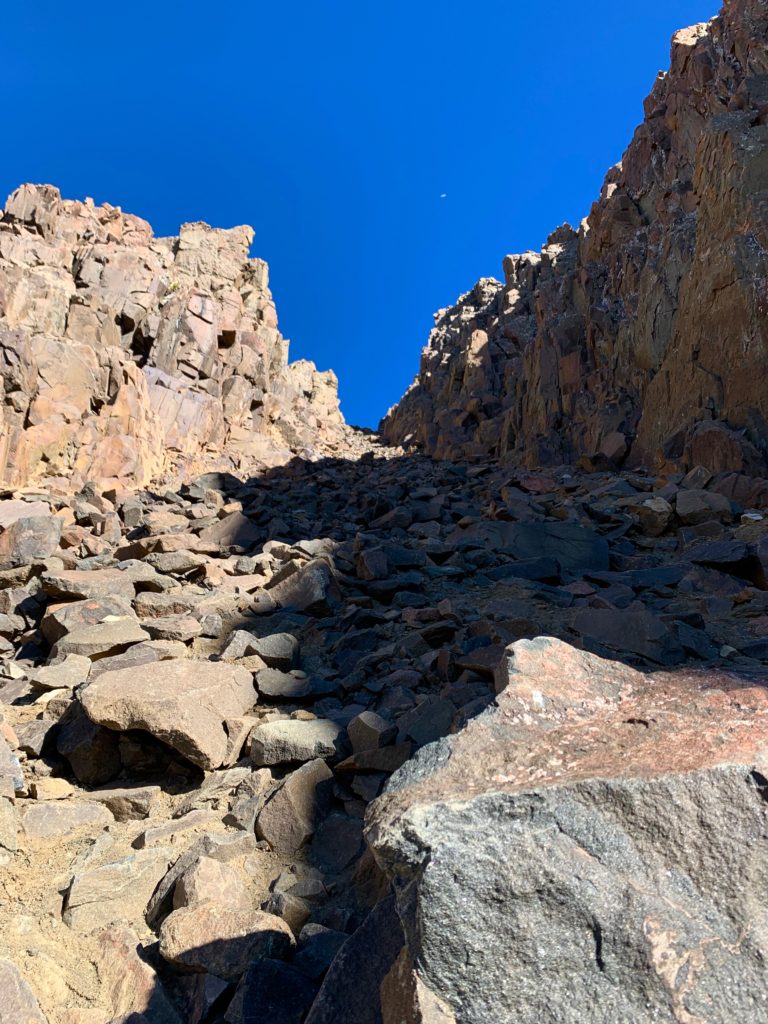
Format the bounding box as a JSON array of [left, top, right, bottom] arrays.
[[382, 0, 768, 476], [0, 184, 345, 491], [3, 1, 768, 1022], [2, 445, 768, 1023]]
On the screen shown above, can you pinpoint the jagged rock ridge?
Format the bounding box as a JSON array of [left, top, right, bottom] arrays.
[[382, 0, 768, 477], [0, 184, 345, 490]]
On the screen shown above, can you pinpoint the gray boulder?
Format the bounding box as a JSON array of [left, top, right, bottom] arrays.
[[366, 637, 768, 1024]]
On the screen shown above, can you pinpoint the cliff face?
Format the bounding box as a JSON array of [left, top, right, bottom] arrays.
[[381, 0, 768, 475], [0, 184, 344, 490]]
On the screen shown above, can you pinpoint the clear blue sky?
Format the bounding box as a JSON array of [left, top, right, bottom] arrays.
[[1, 1, 718, 427]]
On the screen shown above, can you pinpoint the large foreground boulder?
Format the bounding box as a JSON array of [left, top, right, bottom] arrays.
[[80, 659, 256, 769], [366, 637, 768, 1024]]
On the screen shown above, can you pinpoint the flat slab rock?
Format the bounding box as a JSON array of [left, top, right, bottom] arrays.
[[64, 846, 174, 932], [250, 719, 344, 765], [22, 800, 114, 839], [51, 617, 150, 660], [366, 636, 768, 1024], [80, 659, 256, 769]]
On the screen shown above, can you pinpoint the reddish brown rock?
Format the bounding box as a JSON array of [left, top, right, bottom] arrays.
[[382, 1, 768, 476], [96, 925, 181, 1024], [159, 902, 293, 978], [0, 184, 345, 491], [0, 959, 48, 1024], [80, 659, 256, 769]]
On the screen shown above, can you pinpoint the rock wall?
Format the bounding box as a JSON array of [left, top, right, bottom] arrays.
[[381, 0, 768, 476], [0, 184, 345, 490]]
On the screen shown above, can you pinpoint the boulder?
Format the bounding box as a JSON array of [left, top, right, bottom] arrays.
[[22, 801, 113, 839], [96, 925, 181, 1024], [51, 618, 150, 660], [572, 603, 682, 665], [173, 855, 250, 910], [305, 895, 405, 1024], [88, 784, 162, 821], [41, 597, 137, 644], [64, 847, 174, 931], [41, 569, 137, 602], [268, 559, 341, 612], [31, 654, 91, 691], [675, 489, 732, 526], [367, 637, 768, 1024], [0, 510, 62, 569], [159, 902, 294, 978], [80, 659, 256, 769], [226, 959, 318, 1024], [256, 758, 333, 853], [56, 700, 122, 786], [256, 668, 312, 700], [250, 719, 344, 766], [199, 511, 260, 549]]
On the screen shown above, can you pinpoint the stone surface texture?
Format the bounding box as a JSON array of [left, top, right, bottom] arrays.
[[367, 637, 768, 1023], [1, 3, 768, 1022], [80, 659, 255, 769], [0, 184, 345, 490]]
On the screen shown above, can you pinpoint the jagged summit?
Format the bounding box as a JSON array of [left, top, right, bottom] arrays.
[[0, 183, 346, 491], [382, 0, 768, 479]]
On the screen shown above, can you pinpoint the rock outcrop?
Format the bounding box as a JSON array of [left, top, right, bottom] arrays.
[[382, 0, 768, 479], [0, 184, 345, 490]]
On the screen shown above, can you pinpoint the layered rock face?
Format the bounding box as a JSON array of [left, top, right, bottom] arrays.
[[0, 184, 344, 490], [382, 0, 768, 477]]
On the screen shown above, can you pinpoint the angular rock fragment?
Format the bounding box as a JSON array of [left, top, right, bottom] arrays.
[[64, 847, 174, 931], [225, 959, 318, 1024], [51, 618, 150, 660], [173, 855, 250, 910], [0, 959, 48, 1024], [41, 597, 137, 644], [256, 758, 333, 853], [268, 559, 340, 612], [0, 509, 62, 569], [31, 653, 91, 691], [80, 659, 255, 769], [22, 800, 113, 839], [97, 925, 182, 1024], [159, 902, 294, 978], [88, 783, 162, 821], [250, 719, 344, 766]]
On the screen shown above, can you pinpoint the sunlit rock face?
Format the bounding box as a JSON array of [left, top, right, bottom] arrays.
[[0, 183, 345, 490], [382, 0, 768, 478]]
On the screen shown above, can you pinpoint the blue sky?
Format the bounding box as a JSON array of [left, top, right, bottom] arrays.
[[1, 1, 718, 427]]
